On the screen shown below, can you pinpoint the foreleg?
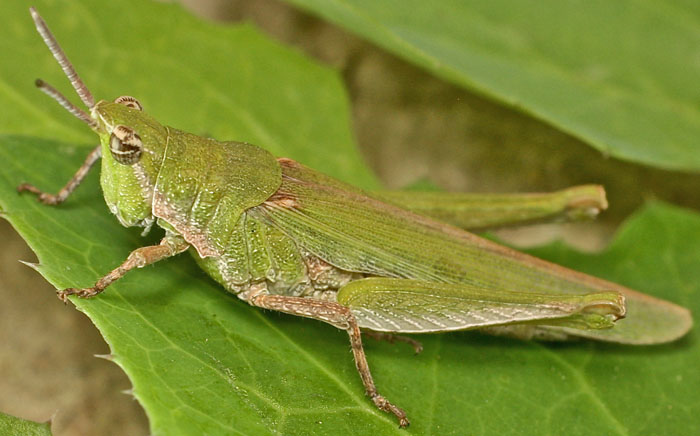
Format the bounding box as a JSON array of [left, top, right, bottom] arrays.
[[18, 145, 101, 205], [58, 234, 189, 301]]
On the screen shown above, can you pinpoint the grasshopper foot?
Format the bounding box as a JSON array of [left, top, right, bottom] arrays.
[[364, 331, 424, 354], [17, 183, 62, 205], [57, 287, 101, 303], [371, 393, 410, 428]]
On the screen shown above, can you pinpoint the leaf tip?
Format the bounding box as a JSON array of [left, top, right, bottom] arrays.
[[18, 259, 42, 272], [47, 409, 58, 427], [94, 353, 115, 361]]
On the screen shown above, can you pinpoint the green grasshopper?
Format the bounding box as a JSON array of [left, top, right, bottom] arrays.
[[20, 8, 691, 428]]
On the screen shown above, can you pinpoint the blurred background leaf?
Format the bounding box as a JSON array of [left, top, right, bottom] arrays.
[[282, 0, 700, 172]]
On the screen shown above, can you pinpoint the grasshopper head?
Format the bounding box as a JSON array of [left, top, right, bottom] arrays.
[[31, 8, 167, 230], [92, 98, 168, 230]]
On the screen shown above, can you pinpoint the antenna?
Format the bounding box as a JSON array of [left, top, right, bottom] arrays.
[[30, 7, 96, 110], [35, 79, 97, 128]]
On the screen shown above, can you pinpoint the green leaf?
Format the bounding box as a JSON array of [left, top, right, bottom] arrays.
[[1, 135, 698, 434], [1, 1, 697, 435], [0, 411, 52, 436], [281, 0, 700, 172]]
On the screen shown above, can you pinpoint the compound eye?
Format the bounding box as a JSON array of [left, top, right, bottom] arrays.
[[114, 95, 143, 111], [109, 125, 142, 165]]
